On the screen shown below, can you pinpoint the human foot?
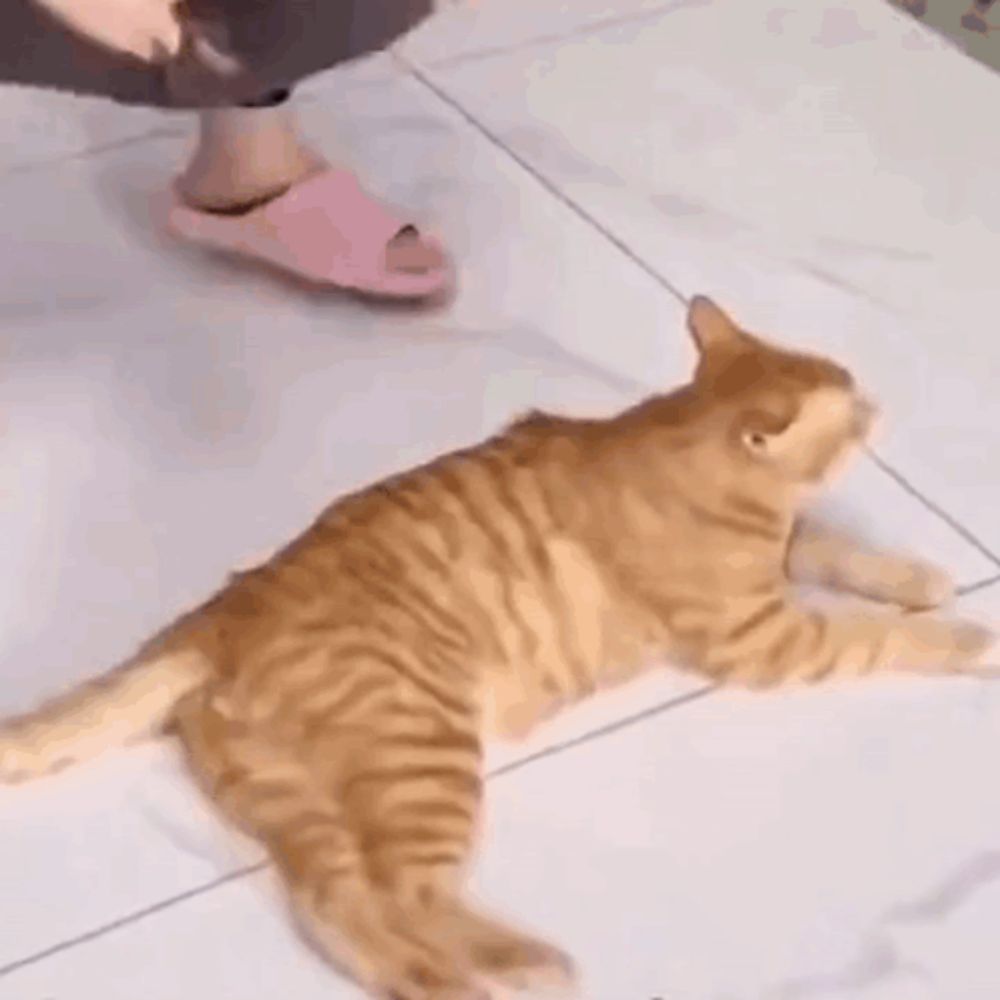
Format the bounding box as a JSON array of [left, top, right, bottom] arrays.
[[176, 145, 446, 281], [168, 168, 453, 300]]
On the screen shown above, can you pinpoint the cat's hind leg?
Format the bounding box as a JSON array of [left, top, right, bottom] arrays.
[[172, 688, 483, 1000], [337, 697, 575, 999], [786, 518, 954, 610]]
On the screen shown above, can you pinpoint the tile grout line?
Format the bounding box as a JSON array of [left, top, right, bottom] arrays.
[[0, 91, 336, 179], [0, 125, 186, 179], [0, 31, 700, 983], [488, 684, 715, 781], [414, 0, 702, 72], [4, 12, 997, 975], [0, 685, 715, 980], [865, 448, 1000, 570], [396, 53, 689, 309], [0, 46, 691, 980], [0, 861, 267, 981], [0, 0, 684, 178], [11, 553, 1000, 976], [2, 510, 994, 980], [403, 57, 1000, 576], [957, 573, 1000, 597]]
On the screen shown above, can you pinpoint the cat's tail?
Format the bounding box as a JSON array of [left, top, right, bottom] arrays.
[[0, 645, 213, 783]]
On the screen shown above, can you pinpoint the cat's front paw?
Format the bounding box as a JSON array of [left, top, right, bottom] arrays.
[[897, 615, 997, 674], [890, 559, 955, 610], [946, 619, 998, 668]]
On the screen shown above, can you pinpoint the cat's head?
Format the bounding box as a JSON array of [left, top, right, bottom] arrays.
[[686, 296, 876, 486]]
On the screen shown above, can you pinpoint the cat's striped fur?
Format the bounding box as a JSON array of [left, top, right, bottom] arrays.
[[0, 297, 993, 1000]]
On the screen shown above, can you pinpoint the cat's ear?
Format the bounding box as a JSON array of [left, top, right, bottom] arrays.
[[687, 296, 742, 356]]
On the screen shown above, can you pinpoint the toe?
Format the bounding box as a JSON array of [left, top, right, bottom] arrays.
[[900, 562, 955, 610], [386, 226, 446, 275]]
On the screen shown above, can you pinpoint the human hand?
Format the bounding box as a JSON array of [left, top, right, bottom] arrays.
[[33, 0, 184, 60], [33, 0, 481, 65]]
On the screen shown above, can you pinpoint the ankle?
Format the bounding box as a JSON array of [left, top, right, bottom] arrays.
[[176, 152, 325, 211], [176, 104, 327, 211]]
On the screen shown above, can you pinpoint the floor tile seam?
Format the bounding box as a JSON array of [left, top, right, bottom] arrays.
[[864, 449, 1000, 571], [7, 572, 999, 974], [404, 60, 1000, 576], [0, 87, 340, 179], [0, 125, 187, 180], [398, 52, 691, 309], [0, 53, 708, 979], [0, 687, 716, 980], [4, 31, 999, 976], [957, 574, 1000, 597], [405, 0, 705, 72]]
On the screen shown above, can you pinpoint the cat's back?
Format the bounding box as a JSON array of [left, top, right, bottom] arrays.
[[213, 414, 588, 636]]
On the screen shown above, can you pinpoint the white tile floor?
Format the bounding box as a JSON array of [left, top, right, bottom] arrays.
[[2, 1, 1000, 997]]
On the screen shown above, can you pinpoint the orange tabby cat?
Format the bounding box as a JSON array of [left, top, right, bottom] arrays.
[[0, 297, 993, 1000]]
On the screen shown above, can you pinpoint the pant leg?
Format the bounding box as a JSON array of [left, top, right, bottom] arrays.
[[2, 0, 434, 109], [165, 0, 435, 107]]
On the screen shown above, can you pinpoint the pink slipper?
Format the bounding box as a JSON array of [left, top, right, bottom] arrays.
[[167, 169, 453, 301]]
